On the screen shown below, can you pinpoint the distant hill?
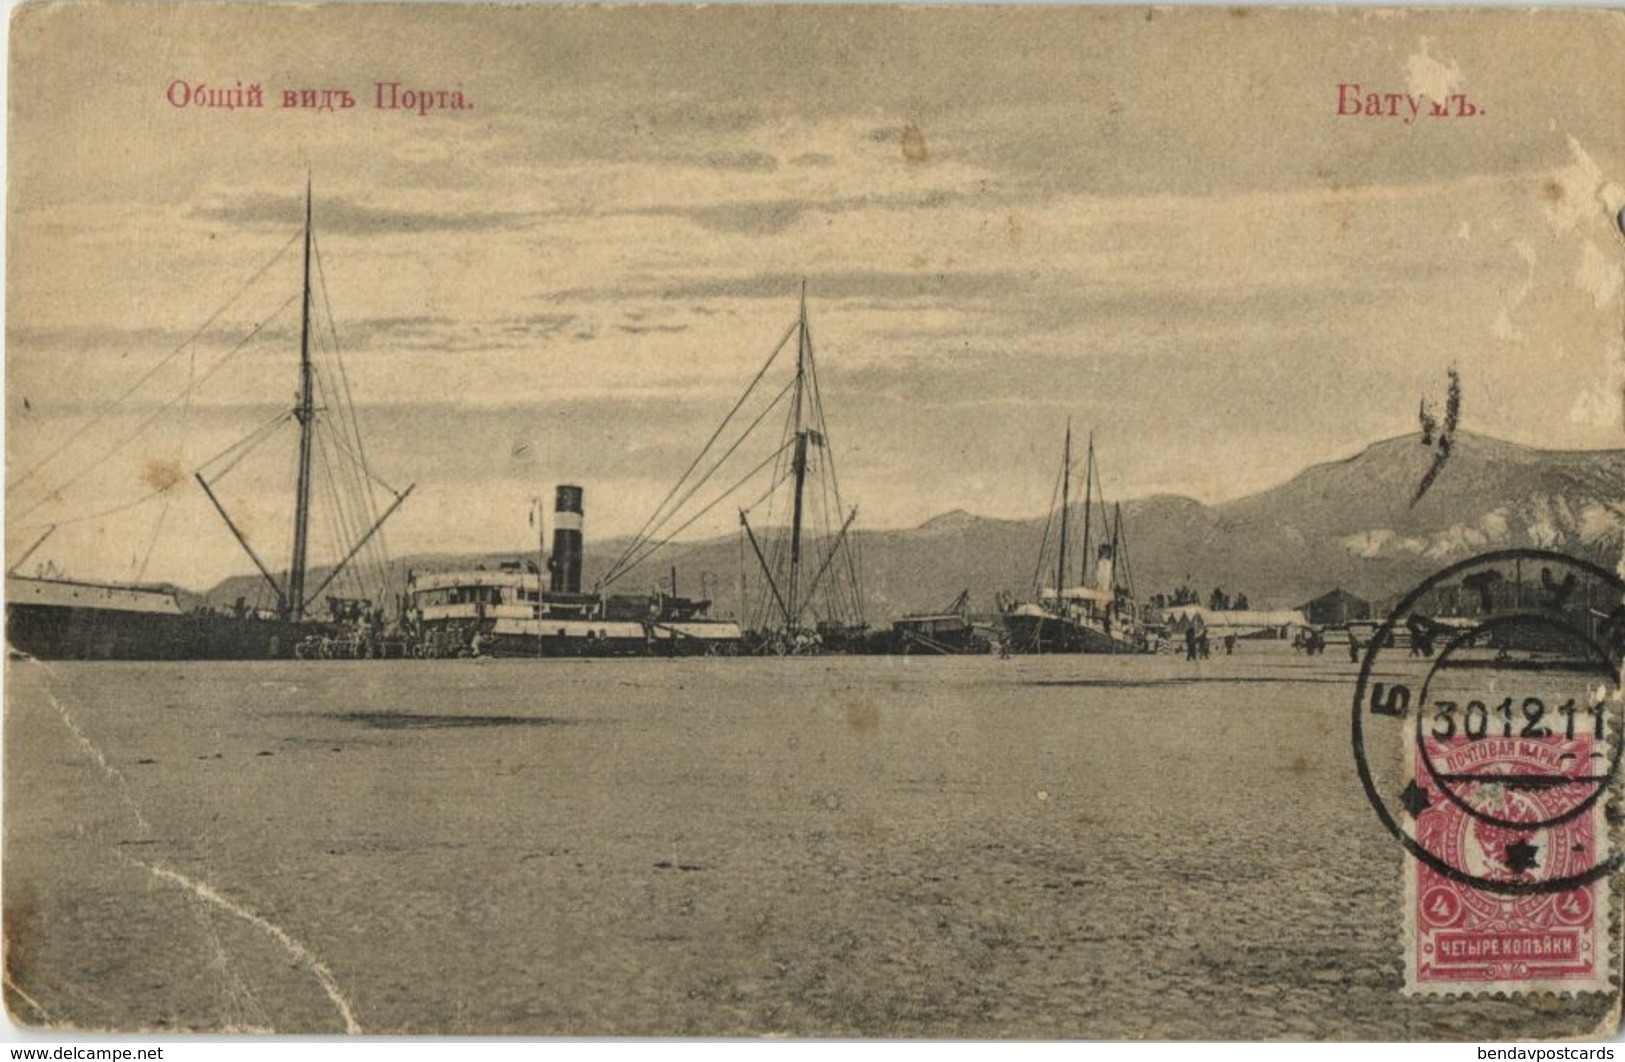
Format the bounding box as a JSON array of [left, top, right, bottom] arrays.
[[1124, 431, 1624, 610], [206, 431, 1624, 622]]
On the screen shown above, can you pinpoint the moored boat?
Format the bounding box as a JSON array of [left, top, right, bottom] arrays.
[[5, 180, 413, 660], [598, 285, 874, 655], [404, 487, 743, 657], [890, 590, 992, 655], [1000, 426, 1147, 654]]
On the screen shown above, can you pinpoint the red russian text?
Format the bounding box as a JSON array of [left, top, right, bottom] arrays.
[[374, 82, 473, 116], [281, 88, 356, 113], [165, 80, 263, 110], [1336, 83, 1482, 123]]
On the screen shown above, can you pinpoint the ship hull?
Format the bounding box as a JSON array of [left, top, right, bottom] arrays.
[[889, 615, 990, 655], [1001, 610, 1136, 655], [476, 633, 650, 658], [6, 602, 308, 661], [484, 619, 647, 657], [647, 621, 744, 656], [414, 618, 657, 658]]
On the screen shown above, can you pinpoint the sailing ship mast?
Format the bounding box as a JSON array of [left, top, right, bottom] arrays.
[[289, 176, 317, 621], [1004, 427, 1146, 655], [1110, 503, 1121, 590], [1111, 500, 1132, 599], [192, 178, 414, 623], [787, 282, 810, 626], [1080, 431, 1095, 589], [1055, 420, 1071, 601], [598, 284, 863, 645]]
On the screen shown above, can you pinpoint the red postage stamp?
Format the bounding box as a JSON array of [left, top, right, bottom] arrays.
[[1405, 731, 1610, 994], [1354, 551, 1619, 997]]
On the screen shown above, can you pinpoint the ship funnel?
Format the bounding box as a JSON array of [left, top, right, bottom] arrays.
[[548, 484, 584, 594]]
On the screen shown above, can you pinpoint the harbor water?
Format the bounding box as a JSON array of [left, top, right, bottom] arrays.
[[3, 647, 1614, 1037]]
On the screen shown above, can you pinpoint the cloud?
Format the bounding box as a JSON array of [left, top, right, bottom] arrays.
[[599, 187, 965, 236], [682, 200, 810, 235], [497, 313, 577, 338], [190, 192, 535, 235], [555, 268, 1024, 306], [694, 151, 779, 173], [338, 312, 582, 355], [12, 5, 1625, 592]]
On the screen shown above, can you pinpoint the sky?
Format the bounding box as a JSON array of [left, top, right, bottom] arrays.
[[5, 4, 1624, 592]]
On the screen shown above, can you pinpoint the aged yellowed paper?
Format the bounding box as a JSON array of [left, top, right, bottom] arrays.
[[5, 2, 1624, 1038]]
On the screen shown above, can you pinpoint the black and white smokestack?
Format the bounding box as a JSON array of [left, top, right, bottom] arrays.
[[548, 484, 584, 594]]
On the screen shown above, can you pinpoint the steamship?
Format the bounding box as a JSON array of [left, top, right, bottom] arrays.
[[1001, 426, 1147, 654], [6, 182, 413, 661], [404, 485, 743, 657]]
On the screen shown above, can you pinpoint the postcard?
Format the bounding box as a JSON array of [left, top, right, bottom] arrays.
[[4, 1, 1624, 1039]]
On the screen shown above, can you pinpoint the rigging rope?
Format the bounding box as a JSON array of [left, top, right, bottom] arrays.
[[1030, 451, 1065, 596], [312, 405, 399, 495], [12, 483, 177, 530], [197, 411, 295, 482], [755, 369, 803, 629], [312, 371, 375, 604], [7, 230, 301, 497], [737, 457, 803, 632], [599, 319, 797, 586], [796, 316, 863, 627], [737, 461, 797, 518], [1089, 457, 1109, 583], [313, 235, 392, 576], [134, 326, 201, 582], [311, 428, 352, 611], [601, 372, 797, 587], [611, 437, 798, 584], [11, 292, 303, 525]]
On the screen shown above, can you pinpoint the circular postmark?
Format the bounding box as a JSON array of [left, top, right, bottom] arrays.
[[1352, 549, 1625, 895]]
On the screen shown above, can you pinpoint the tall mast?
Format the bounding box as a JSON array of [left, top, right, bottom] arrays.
[[1112, 500, 1130, 598], [1055, 419, 1072, 599], [1080, 432, 1095, 588], [288, 175, 316, 621], [1109, 502, 1123, 592], [786, 282, 810, 629]]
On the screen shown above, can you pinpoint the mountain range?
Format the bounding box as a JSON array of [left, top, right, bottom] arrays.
[[206, 431, 1625, 621]]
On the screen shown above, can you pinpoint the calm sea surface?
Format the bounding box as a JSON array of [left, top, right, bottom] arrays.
[[3, 650, 1615, 1036]]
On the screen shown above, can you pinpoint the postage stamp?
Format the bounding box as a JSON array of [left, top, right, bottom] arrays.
[[1352, 550, 1623, 995], [1406, 732, 1606, 993]]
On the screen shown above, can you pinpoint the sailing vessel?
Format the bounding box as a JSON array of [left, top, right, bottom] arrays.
[[598, 286, 875, 655], [5, 533, 196, 659], [1001, 425, 1146, 654], [5, 180, 413, 660], [890, 590, 992, 655]]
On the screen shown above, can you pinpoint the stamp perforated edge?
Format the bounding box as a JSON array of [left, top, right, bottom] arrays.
[[1401, 738, 1616, 998]]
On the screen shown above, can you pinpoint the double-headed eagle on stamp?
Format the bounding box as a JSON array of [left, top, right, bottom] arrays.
[[1353, 550, 1623, 995]]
